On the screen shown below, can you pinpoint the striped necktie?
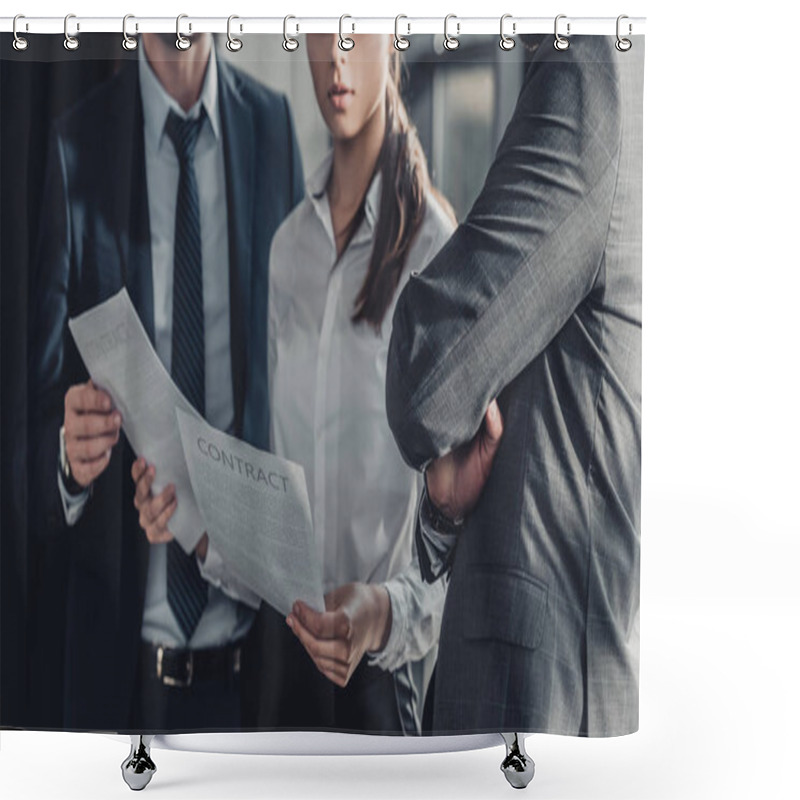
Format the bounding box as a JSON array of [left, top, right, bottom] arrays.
[[164, 108, 208, 643]]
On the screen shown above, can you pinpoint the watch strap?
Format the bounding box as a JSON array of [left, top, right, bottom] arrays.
[[59, 425, 86, 496], [421, 482, 465, 536]]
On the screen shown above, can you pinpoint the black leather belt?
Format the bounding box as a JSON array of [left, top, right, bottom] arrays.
[[139, 640, 242, 689]]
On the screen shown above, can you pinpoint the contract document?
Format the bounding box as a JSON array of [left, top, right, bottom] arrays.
[[177, 409, 324, 616], [68, 288, 206, 552]]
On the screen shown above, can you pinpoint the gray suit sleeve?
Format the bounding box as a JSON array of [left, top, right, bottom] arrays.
[[386, 38, 622, 469]]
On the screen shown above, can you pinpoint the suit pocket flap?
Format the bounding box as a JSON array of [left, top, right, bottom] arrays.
[[462, 567, 548, 651]]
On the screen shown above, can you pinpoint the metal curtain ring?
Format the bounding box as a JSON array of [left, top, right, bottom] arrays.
[[283, 15, 299, 52], [122, 14, 138, 51], [227, 15, 243, 52], [176, 14, 191, 51], [12, 14, 29, 51], [63, 13, 79, 51], [443, 14, 460, 51], [339, 15, 355, 51], [554, 14, 570, 51], [616, 14, 632, 51], [394, 15, 410, 51], [499, 14, 515, 51]]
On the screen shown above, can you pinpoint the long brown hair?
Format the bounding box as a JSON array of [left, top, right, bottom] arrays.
[[343, 50, 453, 330]]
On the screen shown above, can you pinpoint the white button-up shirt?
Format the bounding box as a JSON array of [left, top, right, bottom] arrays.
[[268, 152, 454, 671]]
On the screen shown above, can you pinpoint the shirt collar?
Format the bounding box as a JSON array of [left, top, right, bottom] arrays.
[[138, 42, 221, 153], [307, 150, 383, 237]]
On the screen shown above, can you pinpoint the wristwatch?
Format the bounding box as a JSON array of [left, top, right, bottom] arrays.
[[59, 424, 86, 496], [422, 473, 465, 536]]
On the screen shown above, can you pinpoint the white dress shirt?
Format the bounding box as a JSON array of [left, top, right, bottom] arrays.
[[267, 152, 454, 672], [59, 45, 257, 650]]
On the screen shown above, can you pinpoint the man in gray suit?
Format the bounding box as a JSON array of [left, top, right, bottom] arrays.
[[385, 35, 643, 736]]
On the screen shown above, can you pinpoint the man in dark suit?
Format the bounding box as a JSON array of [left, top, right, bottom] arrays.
[[30, 32, 303, 731], [386, 36, 643, 736]]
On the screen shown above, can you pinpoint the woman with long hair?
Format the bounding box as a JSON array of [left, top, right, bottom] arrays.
[[266, 33, 456, 733]]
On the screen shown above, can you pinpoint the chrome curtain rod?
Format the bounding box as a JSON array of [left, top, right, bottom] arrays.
[[1, 15, 646, 36]]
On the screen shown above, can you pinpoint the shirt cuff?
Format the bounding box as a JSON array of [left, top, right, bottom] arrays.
[[416, 487, 459, 582], [197, 539, 262, 610], [57, 465, 91, 527], [366, 581, 407, 672]]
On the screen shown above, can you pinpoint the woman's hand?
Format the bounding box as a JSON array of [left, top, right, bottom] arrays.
[[425, 399, 504, 522], [131, 458, 176, 544], [286, 583, 392, 688]]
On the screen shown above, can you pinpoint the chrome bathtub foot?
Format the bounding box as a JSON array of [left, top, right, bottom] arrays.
[[500, 733, 535, 789], [121, 735, 156, 791]]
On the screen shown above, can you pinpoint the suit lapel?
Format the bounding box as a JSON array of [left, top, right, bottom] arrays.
[[105, 60, 153, 621], [218, 58, 254, 438], [109, 61, 155, 343]]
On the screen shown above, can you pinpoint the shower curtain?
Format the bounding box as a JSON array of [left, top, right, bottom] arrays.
[[0, 29, 643, 739]]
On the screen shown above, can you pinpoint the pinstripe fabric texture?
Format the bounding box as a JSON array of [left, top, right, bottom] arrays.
[[387, 36, 643, 735], [164, 109, 208, 642]]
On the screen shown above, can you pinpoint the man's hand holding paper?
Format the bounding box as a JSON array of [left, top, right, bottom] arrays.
[[68, 288, 207, 552], [61, 380, 121, 488], [131, 457, 177, 545]]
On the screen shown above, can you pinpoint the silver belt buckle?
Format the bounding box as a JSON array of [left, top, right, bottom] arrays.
[[156, 645, 193, 688]]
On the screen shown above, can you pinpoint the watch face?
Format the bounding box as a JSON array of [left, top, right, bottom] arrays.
[[425, 492, 461, 535], [59, 426, 70, 477], [60, 425, 78, 486]]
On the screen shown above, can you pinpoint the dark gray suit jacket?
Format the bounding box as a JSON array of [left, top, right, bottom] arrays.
[[28, 54, 304, 730], [386, 36, 643, 736]]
